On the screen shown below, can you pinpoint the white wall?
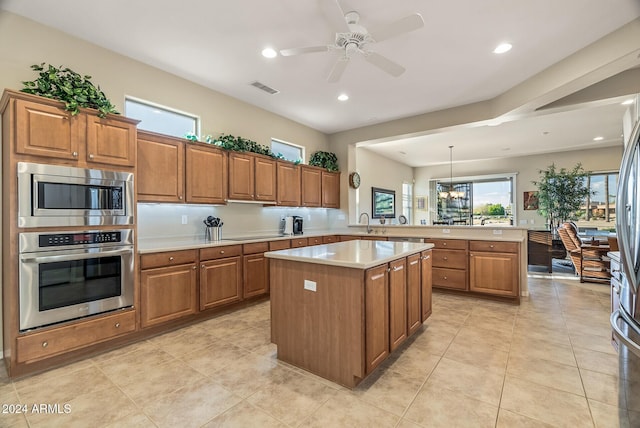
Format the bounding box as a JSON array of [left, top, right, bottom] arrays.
[[351, 147, 414, 224], [413, 146, 623, 227]]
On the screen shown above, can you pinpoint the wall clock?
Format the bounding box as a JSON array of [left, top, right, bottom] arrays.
[[349, 172, 361, 189]]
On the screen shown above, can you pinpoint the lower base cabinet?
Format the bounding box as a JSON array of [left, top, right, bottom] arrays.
[[469, 241, 519, 297], [365, 264, 389, 374], [421, 250, 433, 321], [243, 253, 269, 298], [407, 253, 422, 336], [200, 256, 243, 310], [140, 263, 198, 328], [389, 258, 408, 352]]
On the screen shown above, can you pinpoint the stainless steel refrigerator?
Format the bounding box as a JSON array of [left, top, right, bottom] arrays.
[[611, 117, 640, 420]]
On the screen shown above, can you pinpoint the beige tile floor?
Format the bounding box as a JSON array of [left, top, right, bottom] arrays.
[[1, 273, 638, 427]]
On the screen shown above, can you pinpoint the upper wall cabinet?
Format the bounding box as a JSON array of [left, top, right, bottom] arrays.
[[2, 90, 138, 168], [321, 171, 340, 209], [276, 161, 301, 206], [301, 165, 322, 207], [228, 152, 276, 203], [137, 131, 228, 204]]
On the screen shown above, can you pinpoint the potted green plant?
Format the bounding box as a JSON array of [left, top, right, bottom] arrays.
[[309, 151, 339, 172], [532, 163, 592, 231], [21, 63, 118, 118]]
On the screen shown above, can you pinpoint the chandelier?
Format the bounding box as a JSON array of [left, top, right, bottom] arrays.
[[439, 145, 465, 199]]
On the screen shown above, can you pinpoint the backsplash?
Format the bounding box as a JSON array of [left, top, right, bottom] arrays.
[[137, 203, 347, 240]]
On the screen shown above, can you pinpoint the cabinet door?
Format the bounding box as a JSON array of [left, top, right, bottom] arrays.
[[15, 99, 81, 160], [406, 253, 422, 336], [420, 250, 433, 321], [365, 264, 389, 374], [186, 144, 227, 204], [276, 162, 301, 206], [321, 171, 340, 208], [243, 253, 269, 298], [228, 152, 254, 200], [469, 251, 519, 297], [200, 256, 242, 310], [389, 258, 407, 351], [137, 132, 185, 202], [254, 157, 277, 202], [140, 264, 197, 328], [301, 166, 322, 207], [86, 115, 136, 167]]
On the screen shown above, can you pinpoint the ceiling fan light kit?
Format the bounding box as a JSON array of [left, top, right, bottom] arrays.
[[279, 1, 424, 82]]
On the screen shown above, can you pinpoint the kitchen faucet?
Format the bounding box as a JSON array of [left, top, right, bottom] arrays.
[[359, 212, 372, 234]]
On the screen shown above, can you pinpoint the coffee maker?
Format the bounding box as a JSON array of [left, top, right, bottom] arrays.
[[292, 216, 303, 235], [281, 216, 304, 236]]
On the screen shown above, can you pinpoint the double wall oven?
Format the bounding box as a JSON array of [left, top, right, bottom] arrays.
[[17, 162, 135, 331]]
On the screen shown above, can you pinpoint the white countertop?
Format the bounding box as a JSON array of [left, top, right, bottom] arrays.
[[265, 240, 434, 269]]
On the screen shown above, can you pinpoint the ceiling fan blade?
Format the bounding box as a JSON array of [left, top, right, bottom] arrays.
[[364, 52, 405, 77], [279, 46, 329, 56], [369, 13, 425, 42], [321, 0, 350, 33], [327, 58, 349, 82]]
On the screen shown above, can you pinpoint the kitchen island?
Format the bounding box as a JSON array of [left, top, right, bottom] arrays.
[[266, 239, 434, 388]]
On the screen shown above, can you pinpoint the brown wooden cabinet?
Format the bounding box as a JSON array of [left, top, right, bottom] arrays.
[[291, 237, 309, 248], [185, 143, 227, 204], [228, 152, 276, 202], [427, 239, 468, 291], [389, 258, 407, 352], [323, 235, 338, 244], [243, 242, 269, 298], [276, 161, 301, 206], [137, 131, 185, 202], [301, 165, 322, 207], [10, 93, 137, 167], [200, 245, 243, 310], [140, 250, 198, 328], [321, 171, 340, 208], [365, 264, 389, 374], [469, 241, 519, 297], [420, 249, 433, 321], [406, 253, 422, 336]]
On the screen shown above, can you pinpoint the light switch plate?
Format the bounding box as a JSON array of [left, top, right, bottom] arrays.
[[493, 229, 503, 235], [181, 215, 188, 225], [304, 280, 317, 292], [442, 229, 450, 234]]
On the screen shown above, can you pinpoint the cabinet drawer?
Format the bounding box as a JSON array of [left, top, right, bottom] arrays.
[[426, 239, 468, 250], [243, 241, 269, 254], [323, 235, 338, 244], [291, 237, 309, 248], [140, 250, 197, 270], [432, 268, 467, 290], [200, 245, 242, 260], [308, 236, 323, 246], [17, 310, 136, 364], [470, 240, 519, 253], [432, 249, 467, 269], [269, 240, 291, 251]]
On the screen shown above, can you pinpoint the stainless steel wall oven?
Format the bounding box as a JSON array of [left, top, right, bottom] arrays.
[[19, 229, 134, 331], [17, 162, 134, 228]]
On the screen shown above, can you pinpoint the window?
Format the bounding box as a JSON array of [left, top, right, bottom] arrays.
[[271, 139, 304, 163], [575, 171, 618, 230], [125, 97, 199, 139], [402, 182, 413, 224], [432, 175, 514, 226]]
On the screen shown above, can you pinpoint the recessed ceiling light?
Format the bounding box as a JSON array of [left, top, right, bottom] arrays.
[[593, 136, 604, 141], [622, 99, 635, 105], [261, 48, 277, 58], [493, 43, 512, 54], [337, 93, 349, 101]]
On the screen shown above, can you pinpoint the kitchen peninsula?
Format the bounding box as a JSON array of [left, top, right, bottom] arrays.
[[266, 239, 433, 388]]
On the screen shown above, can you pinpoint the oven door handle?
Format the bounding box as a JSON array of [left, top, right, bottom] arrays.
[[20, 247, 133, 263], [611, 309, 640, 358]]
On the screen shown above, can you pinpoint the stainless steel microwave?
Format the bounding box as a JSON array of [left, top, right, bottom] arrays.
[[17, 162, 134, 228]]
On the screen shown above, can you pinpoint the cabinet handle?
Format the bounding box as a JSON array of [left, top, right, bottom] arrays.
[[393, 266, 404, 271], [179, 195, 183, 200], [387, 268, 391, 273], [169, 257, 174, 261], [220, 250, 225, 254], [443, 256, 448, 260], [490, 245, 494, 248], [443, 276, 448, 280], [201, 264, 205, 269], [192, 265, 197, 270], [410, 260, 418, 266], [72, 151, 78, 157], [42, 341, 48, 348], [443, 242, 447, 246], [422, 255, 431, 260], [114, 322, 120, 329], [89, 154, 94, 159], [370, 273, 385, 281]]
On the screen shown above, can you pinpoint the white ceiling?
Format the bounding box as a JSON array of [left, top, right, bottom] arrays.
[[2, 0, 640, 166]]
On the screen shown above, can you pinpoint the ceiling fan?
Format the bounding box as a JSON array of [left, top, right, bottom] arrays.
[[279, 0, 424, 82]]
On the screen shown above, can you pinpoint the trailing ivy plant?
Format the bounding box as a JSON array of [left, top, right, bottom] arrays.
[[21, 63, 118, 118], [214, 134, 275, 157], [532, 163, 592, 229], [309, 151, 339, 171]]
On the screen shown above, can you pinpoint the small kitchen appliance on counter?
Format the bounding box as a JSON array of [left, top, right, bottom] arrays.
[[281, 216, 294, 236], [292, 216, 303, 235]]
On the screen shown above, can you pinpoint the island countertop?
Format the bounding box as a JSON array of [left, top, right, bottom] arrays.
[[264, 240, 434, 269]]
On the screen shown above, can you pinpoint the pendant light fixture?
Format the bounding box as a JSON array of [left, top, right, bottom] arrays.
[[439, 145, 465, 199]]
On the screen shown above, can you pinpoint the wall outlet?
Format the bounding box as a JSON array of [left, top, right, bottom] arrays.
[[530, 219, 535, 224], [519, 219, 527, 225], [181, 215, 188, 225], [304, 280, 317, 292], [442, 229, 450, 234], [493, 229, 503, 235]]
